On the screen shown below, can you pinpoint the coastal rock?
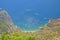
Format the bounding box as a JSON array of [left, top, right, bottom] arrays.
[[47, 18, 60, 27], [0, 10, 22, 34]]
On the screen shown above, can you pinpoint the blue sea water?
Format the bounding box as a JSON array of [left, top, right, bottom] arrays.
[[0, 0, 60, 31]]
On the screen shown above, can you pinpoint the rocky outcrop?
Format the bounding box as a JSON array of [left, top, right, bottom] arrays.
[[47, 18, 60, 27], [32, 18, 60, 40], [0, 10, 60, 40], [0, 10, 22, 34]]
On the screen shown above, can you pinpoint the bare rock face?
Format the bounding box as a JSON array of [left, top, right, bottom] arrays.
[[32, 18, 60, 40], [0, 10, 22, 34], [47, 18, 60, 27]]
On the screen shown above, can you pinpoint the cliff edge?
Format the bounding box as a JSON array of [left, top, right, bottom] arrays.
[[0, 10, 22, 34]]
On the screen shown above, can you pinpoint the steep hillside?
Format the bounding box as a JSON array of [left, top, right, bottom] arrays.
[[47, 18, 60, 27], [0, 10, 22, 34], [47, 18, 60, 36], [0, 10, 60, 40], [33, 18, 60, 40], [18, 18, 60, 40]]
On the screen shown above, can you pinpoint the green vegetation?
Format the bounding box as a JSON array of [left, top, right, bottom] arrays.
[[0, 10, 60, 40], [0, 32, 36, 40]]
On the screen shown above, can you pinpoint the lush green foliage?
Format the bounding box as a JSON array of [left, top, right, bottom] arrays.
[[0, 32, 36, 40]]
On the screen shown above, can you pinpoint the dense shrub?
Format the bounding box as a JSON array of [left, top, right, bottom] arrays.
[[0, 32, 36, 40]]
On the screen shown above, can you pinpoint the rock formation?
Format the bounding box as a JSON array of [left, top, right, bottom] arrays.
[[0, 10, 60, 40], [0, 10, 22, 34], [47, 18, 60, 27]]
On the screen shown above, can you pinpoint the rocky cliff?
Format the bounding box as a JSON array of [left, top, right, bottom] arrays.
[[33, 18, 60, 40], [0, 10, 60, 40], [47, 18, 60, 27], [0, 10, 22, 34]]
